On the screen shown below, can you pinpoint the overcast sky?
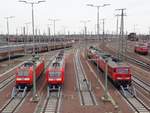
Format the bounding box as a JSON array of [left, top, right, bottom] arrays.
[[0, 0, 150, 35]]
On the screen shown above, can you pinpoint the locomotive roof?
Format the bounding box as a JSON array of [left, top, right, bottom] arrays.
[[23, 61, 33, 68], [89, 46, 129, 67], [21, 59, 42, 68], [50, 56, 64, 68], [104, 56, 129, 68], [90, 46, 102, 52], [97, 52, 111, 59]]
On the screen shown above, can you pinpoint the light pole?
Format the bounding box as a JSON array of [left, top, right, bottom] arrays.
[[4, 16, 15, 66], [48, 19, 59, 36], [133, 24, 138, 33], [19, 0, 45, 102], [80, 20, 90, 37], [115, 14, 119, 36], [47, 24, 51, 39], [61, 26, 67, 35], [24, 22, 31, 54], [87, 3, 110, 42], [47, 24, 51, 52], [100, 19, 105, 44], [24, 22, 31, 42], [80, 20, 90, 56], [48, 19, 59, 49], [148, 27, 150, 40]]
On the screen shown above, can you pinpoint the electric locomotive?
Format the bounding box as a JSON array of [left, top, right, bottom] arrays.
[[88, 46, 132, 86], [134, 43, 149, 55], [46, 51, 65, 90], [15, 57, 45, 89]]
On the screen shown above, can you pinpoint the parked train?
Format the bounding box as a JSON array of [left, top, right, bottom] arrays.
[[87, 46, 132, 86], [0, 42, 72, 61], [134, 43, 149, 55], [46, 50, 65, 90], [127, 32, 138, 41], [15, 56, 45, 89]]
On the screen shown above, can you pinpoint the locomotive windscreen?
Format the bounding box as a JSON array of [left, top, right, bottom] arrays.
[[49, 72, 61, 77], [18, 70, 29, 76], [24, 62, 33, 68], [116, 68, 129, 74]]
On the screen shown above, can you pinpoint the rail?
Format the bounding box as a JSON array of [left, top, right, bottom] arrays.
[[132, 75, 150, 94], [120, 85, 150, 113], [74, 49, 97, 106], [0, 90, 28, 113], [40, 89, 62, 113]]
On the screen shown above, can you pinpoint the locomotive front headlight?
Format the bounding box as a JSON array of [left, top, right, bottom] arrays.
[[49, 78, 54, 81], [24, 78, 30, 81], [56, 78, 62, 81], [16, 78, 22, 81], [125, 77, 130, 80]]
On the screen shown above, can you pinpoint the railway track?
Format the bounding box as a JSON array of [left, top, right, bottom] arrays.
[[0, 91, 28, 113], [74, 49, 97, 106], [125, 55, 150, 71], [101, 44, 150, 71], [39, 90, 62, 113], [132, 75, 150, 94], [120, 85, 150, 113], [0, 75, 15, 91]]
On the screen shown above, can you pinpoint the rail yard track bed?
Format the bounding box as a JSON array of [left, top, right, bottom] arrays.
[[0, 82, 15, 109], [82, 50, 135, 113], [0, 46, 149, 113], [130, 64, 150, 83], [61, 50, 132, 113], [109, 41, 150, 65]]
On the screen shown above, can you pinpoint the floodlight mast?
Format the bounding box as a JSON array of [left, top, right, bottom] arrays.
[[19, 0, 45, 102], [87, 4, 110, 41]]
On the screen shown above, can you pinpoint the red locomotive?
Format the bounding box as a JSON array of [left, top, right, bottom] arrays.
[[46, 50, 65, 90], [134, 43, 149, 55], [88, 46, 132, 86], [15, 57, 45, 89]]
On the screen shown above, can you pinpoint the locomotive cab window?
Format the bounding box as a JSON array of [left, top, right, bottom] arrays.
[[24, 62, 33, 68], [53, 62, 60, 67], [18, 70, 29, 76], [116, 68, 129, 74], [49, 72, 61, 77]]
